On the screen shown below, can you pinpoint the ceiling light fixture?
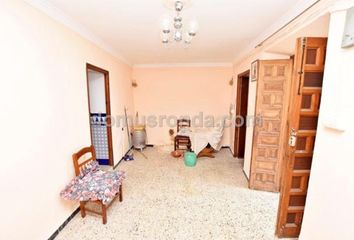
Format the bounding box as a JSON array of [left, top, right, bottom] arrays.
[[160, 0, 198, 46]]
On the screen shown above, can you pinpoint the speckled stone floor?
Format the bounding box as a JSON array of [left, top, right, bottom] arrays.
[[56, 146, 280, 240]]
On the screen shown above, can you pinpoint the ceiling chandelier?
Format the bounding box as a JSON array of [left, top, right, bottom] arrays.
[[161, 0, 198, 45]]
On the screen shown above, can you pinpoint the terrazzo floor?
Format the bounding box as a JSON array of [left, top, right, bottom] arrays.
[[56, 146, 281, 240]]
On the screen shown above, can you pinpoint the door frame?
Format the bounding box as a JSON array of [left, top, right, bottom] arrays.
[[86, 63, 114, 166], [233, 70, 250, 158]]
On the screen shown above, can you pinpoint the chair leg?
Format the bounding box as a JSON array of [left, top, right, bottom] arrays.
[[174, 139, 177, 151], [101, 202, 107, 224], [119, 184, 123, 202], [79, 201, 86, 218]]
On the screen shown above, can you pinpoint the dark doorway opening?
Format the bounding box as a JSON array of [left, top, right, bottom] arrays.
[[233, 70, 250, 159]]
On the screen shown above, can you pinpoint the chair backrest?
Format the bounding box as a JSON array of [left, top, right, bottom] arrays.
[[72, 146, 96, 176], [177, 119, 191, 132]]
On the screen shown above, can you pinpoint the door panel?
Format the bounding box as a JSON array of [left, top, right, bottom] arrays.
[[276, 37, 327, 238], [249, 60, 293, 192]]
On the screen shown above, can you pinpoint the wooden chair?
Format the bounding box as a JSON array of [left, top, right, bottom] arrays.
[[174, 119, 191, 151], [72, 146, 123, 224]]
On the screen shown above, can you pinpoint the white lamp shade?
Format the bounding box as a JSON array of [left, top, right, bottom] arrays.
[[189, 19, 199, 33], [160, 16, 171, 30]]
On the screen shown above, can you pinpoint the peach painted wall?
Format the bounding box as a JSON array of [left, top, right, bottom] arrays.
[[0, 1, 133, 239], [132, 66, 233, 147]]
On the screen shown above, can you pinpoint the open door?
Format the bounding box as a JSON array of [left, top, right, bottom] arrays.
[[276, 37, 327, 238], [234, 71, 250, 159], [86, 63, 114, 166], [249, 59, 293, 192]]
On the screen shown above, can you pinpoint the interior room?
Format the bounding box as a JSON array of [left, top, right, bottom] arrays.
[[1, 0, 354, 240]]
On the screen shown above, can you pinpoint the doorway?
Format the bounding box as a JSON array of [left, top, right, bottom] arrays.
[[86, 63, 114, 166], [233, 70, 250, 159]]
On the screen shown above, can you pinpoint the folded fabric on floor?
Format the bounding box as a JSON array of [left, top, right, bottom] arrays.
[[60, 161, 125, 205]]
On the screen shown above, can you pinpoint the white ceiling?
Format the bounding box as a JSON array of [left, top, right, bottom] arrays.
[[40, 0, 307, 64]]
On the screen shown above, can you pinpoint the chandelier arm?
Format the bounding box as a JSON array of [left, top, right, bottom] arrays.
[[161, 0, 196, 44]]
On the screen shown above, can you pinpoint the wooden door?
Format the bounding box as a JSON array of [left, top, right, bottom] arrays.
[[249, 60, 293, 192], [234, 71, 250, 158], [276, 37, 327, 238]]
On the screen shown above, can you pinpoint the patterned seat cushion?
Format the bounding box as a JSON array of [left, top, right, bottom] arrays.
[[60, 161, 125, 205]]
